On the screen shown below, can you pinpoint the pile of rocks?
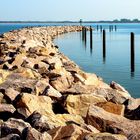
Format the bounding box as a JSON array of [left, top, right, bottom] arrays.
[[0, 26, 140, 140]]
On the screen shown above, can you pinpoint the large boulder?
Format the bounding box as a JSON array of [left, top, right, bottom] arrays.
[[73, 72, 100, 86], [96, 102, 125, 116], [22, 127, 52, 140], [126, 98, 140, 110], [0, 69, 11, 84], [124, 98, 140, 120], [86, 105, 140, 140], [62, 83, 97, 95], [94, 88, 131, 104], [0, 73, 38, 94], [26, 111, 84, 132], [55, 114, 84, 126], [66, 94, 106, 117], [26, 111, 65, 132], [0, 104, 16, 114], [84, 133, 127, 140], [0, 134, 20, 140], [7, 53, 27, 69], [110, 81, 129, 93], [0, 104, 16, 120], [15, 93, 53, 117], [50, 69, 74, 92], [1, 118, 31, 137], [35, 79, 62, 98], [2, 88, 20, 103], [48, 124, 91, 140]]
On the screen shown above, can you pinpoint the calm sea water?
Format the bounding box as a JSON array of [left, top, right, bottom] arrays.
[[0, 23, 140, 97], [54, 23, 140, 98]]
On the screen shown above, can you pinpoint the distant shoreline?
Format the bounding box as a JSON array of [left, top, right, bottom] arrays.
[[1, 21, 140, 24]]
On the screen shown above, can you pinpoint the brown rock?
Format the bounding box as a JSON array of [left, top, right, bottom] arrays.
[[15, 93, 53, 117], [66, 94, 106, 117], [82, 124, 100, 133], [1, 118, 31, 137], [0, 73, 37, 94], [110, 81, 129, 93], [0, 69, 11, 84], [42, 55, 63, 70], [0, 104, 16, 114], [23, 127, 52, 140], [26, 111, 84, 132], [3, 88, 20, 102], [96, 102, 125, 115], [63, 83, 97, 95], [86, 105, 140, 139], [26, 111, 65, 132], [62, 58, 80, 73], [35, 79, 62, 98], [84, 133, 127, 140], [126, 97, 140, 110], [9, 53, 27, 69], [48, 124, 91, 140], [50, 71, 74, 92], [0, 134, 20, 140], [0, 92, 4, 103], [124, 98, 140, 120], [17, 67, 41, 79], [73, 72, 100, 86], [94, 88, 131, 104], [56, 114, 84, 126]]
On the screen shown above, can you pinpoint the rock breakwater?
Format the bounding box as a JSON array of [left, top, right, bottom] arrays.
[[0, 26, 140, 140]]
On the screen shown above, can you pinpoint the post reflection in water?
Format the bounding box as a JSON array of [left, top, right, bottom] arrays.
[[131, 72, 135, 79]]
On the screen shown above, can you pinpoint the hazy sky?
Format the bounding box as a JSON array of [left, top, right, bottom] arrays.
[[0, 0, 140, 21]]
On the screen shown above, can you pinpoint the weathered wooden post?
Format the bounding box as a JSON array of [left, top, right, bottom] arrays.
[[103, 30, 106, 58], [115, 25, 117, 31], [80, 19, 82, 26], [109, 25, 111, 32], [90, 26, 93, 54], [111, 25, 113, 31], [131, 32, 135, 72], [84, 27, 87, 43], [97, 25, 99, 31], [82, 26, 84, 40], [100, 25, 102, 32]]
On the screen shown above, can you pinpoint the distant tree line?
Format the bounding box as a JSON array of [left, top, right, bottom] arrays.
[[113, 19, 140, 23]]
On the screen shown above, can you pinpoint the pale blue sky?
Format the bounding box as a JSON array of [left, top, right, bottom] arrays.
[[0, 0, 140, 21]]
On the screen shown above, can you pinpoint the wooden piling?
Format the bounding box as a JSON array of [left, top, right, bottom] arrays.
[[100, 25, 102, 32], [82, 26, 85, 40], [97, 25, 99, 31], [84, 27, 87, 42], [109, 25, 111, 32], [115, 25, 117, 31], [90, 26, 93, 54], [103, 30, 106, 58], [110, 25, 112, 31], [131, 32, 135, 72]]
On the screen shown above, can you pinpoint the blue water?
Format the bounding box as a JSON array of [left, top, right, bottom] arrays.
[[0, 23, 140, 98], [54, 23, 140, 98]]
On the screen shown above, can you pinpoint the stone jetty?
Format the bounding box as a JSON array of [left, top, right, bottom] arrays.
[[0, 26, 140, 140]]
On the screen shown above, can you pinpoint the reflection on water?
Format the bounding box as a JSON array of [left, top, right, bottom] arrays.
[[54, 23, 140, 98]]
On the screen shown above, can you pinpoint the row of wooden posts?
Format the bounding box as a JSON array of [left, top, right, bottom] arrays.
[[82, 26, 135, 72], [96, 25, 117, 32]]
